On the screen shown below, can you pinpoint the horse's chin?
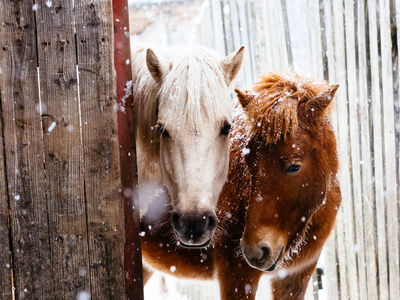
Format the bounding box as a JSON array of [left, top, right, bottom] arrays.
[[177, 238, 212, 249]]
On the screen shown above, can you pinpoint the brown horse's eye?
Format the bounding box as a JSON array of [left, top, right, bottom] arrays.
[[285, 164, 301, 173], [157, 123, 170, 138], [220, 121, 231, 136]]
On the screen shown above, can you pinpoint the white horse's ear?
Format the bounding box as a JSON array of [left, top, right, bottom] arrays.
[[220, 46, 245, 86], [146, 48, 171, 83]]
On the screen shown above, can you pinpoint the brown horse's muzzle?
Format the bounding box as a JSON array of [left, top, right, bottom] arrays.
[[241, 228, 286, 271], [171, 210, 217, 248]]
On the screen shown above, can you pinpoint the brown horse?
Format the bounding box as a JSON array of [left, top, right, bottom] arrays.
[[140, 72, 341, 300]]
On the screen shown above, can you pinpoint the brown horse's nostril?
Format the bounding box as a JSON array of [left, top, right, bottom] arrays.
[[259, 246, 271, 264]]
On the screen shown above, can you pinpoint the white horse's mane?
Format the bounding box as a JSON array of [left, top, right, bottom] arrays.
[[132, 45, 232, 180]]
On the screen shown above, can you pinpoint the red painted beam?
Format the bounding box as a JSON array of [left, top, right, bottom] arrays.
[[112, 1, 144, 299]]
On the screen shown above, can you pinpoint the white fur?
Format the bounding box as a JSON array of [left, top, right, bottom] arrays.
[[132, 45, 243, 217]]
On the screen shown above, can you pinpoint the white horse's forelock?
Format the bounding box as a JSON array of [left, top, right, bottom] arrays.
[[132, 45, 232, 179], [158, 46, 231, 129]]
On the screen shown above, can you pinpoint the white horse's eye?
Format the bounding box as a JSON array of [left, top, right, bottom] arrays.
[[220, 121, 231, 136], [157, 123, 170, 138]]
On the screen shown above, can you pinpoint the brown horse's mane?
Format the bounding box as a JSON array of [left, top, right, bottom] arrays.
[[244, 72, 329, 144]]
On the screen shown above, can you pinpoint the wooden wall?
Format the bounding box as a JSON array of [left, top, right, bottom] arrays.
[[0, 1, 127, 298]]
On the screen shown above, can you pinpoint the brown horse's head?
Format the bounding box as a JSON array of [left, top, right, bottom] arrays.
[[235, 72, 339, 272]]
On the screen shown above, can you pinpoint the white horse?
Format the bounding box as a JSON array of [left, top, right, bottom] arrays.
[[132, 45, 244, 247]]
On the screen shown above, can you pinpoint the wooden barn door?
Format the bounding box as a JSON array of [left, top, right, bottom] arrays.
[[0, 0, 142, 299]]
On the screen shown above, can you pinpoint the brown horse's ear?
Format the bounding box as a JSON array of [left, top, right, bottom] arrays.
[[235, 88, 253, 109], [221, 46, 245, 86], [307, 84, 339, 117], [146, 48, 171, 83]]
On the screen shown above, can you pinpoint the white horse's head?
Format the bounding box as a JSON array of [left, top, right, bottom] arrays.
[[145, 46, 244, 247]]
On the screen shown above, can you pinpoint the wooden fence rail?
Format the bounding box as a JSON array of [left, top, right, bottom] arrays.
[[0, 0, 142, 299]]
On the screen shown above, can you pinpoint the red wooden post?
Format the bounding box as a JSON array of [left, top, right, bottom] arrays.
[[112, 2, 144, 299]]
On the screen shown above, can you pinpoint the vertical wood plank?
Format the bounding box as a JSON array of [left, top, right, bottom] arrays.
[[211, 0, 227, 56], [0, 2, 13, 298], [357, 0, 379, 298], [0, 1, 55, 298], [236, 0, 255, 84], [227, 0, 247, 87], [74, 0, 126, 298], [378, 1, 400, 298], [35, 0, 91, 298], [344, 0, 368, 299], [319, 2, 340, 297], [0, 102, 12, 299], [307, 0, 323, 78], [249, 0, 267, 76], [221, 0, 234, 55], [332, 0, 359, 299], [367, 1, 390, 299]]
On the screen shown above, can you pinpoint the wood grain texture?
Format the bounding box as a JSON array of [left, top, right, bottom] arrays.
[[368, 1, 389, 299], [34, 0, 90, 298], [0, 0, 54, 298], [74, 0, 126, 298], [0, 2, 12, 298], [357, 0, 378, 298], [0, 0, 129, 298], [0, 14, 13, 294]]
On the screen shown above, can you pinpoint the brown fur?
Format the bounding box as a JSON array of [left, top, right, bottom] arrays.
[[141, 72, 341, 300]]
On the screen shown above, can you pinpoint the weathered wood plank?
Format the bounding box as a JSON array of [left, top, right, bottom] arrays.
[[0, 29, 12, 298], [344, 0, 368, 299], [249, 0, 267, 76], [357, 0, 379, 298], [367, 1, 389, 299], [331, 0, 359, 298], [236, 0, 254, 84], [319, 2, 339, 298], [307, 0, 323, 78], [74, 0, 126, 299], [221, 0, 234, 55], [0, 101, 12, 299], [34, 1, 90, 298], [210, 0, 226, 56], [0, 2, 13, 298], [0, 1, 55, 298], [378, 1, 400, 298]]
